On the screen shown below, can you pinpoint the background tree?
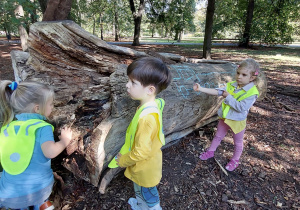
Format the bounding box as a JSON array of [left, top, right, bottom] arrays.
[[38, 0, 47, 13], [15, 5, 29, 51], [113, 0, 119, 41], [43, 0, 72, 21], [203, 0, 215, 59], [0, 0, 40, 43], [145, 0, 169, 38], [0, 0, 18, 39], [239, 0, 254, 47], [168, 0, 196, 41], [113, 0, 134, 39], [213, 0, 299, 45], [69, 0, 89, 26], [129, 0, 145, 46], [251, 0, 299, 45]]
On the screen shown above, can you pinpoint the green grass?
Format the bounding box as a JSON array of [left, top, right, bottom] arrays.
[[140, 36, 204, 43], [212, 47, 300, 62]]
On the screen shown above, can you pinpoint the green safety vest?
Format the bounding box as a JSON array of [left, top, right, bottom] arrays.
[[0, 119, 53, 175], [222, 81, 259, 118], [108, 98, 165, 168]]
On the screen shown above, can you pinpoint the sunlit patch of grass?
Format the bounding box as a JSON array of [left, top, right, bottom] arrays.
[[267, 54, 300, 62], [140, 36, 204, 43]]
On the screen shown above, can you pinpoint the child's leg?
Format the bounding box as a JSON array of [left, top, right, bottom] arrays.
[[231, 128, 246, 160], [128, 182, 161, 210], [200, 120, 230, 160], [225, 128, 245, 171], [208, 119, 231, 151]]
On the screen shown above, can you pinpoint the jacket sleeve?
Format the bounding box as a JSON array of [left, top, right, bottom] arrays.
[[224, 94, 257, 113], [118, 114, 158, 168]]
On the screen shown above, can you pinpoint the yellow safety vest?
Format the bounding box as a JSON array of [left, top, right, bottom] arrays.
[[222, 81, 259, 118], [0, 119, 53, 175], [108, 98, 165, 168]]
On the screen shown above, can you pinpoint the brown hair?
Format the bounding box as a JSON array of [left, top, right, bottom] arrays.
[[127, 57, 172, 94]]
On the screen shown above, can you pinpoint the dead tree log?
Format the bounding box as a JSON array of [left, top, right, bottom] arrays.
[[10, 20, 267, 192]]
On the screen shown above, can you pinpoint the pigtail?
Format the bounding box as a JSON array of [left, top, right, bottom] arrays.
[[0, 80, 15, 128]]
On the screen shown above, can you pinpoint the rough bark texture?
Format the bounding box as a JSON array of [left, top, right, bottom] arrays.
[[42, 0, 72, 21], [10, 20, 267, 192]]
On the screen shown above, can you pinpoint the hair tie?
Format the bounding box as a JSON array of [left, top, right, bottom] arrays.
[[8, 82, 18, 91], [254, 69, 259, 76]]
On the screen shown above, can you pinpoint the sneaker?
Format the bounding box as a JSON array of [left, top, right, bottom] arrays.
[[149, 203, 162, 210], [39, 200, 54, 210], [136, 196, 151, 210], [128, 198, 142, 210], [199, 151, 214, 160], [225, 159, 239, 171]]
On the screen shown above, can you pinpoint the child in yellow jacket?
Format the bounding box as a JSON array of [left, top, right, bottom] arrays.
[[114, 57, 171, 210]]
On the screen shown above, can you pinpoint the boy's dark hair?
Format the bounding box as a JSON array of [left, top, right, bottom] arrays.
[[127, 57, 172, 94]]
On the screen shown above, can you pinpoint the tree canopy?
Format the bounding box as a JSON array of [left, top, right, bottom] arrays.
[[213, 0, 300, 45], [1, 0, 299, 45]]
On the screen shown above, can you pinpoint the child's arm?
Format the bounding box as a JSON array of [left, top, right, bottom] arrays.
[[118, 114, 157, 168], [193, 83, 219, 96], [41, 127, 72, 159], [223, 94, 257, 112]]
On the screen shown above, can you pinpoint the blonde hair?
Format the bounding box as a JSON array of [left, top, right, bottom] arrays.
[[239, 58, 260, 82], [0, 80, 54, 127]]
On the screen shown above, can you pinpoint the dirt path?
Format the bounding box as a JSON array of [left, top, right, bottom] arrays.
[[1, 42, 299, 209]]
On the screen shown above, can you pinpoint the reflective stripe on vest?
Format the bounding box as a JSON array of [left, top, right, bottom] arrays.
[[108, 98, 165, 168], [222, 81, 259, 118], [0, 119, 53, 175]]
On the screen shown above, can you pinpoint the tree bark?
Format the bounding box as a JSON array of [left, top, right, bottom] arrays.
[[38, 0, 48, 14], [114, 2, 119, 41], [10, 20, 267, 192], [129, 0, 145, 46], [99, 13, 104, 40], [239, 0, 255, 48], [42, 0, 72, 21], [203, 0, 215, 59]]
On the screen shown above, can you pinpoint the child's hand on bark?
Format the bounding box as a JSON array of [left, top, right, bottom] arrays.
[[193, 83, 202, 92]]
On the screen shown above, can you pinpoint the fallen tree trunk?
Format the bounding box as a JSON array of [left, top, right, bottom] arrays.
[[10, 20, 267, 193]]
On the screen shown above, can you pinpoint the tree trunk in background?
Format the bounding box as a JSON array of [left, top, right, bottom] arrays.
[[10, 21, 267, 193], [42, 0, 72, 21], [174, 30, 179, 40], [14, 5, 28, 51], [203, 0, 215, 59], [114, 2, 119, 41], [18, 25, 28, 51], [129, 0, 145, 46], [99, 13, 104, 40], [93, 17, 96, 35], [38, 0, 48, 14], [239, 0, 255, 48]]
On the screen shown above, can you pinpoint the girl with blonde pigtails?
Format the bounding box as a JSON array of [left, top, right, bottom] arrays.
[[0, 80, 72, 210], [194, 58, 260, 171]]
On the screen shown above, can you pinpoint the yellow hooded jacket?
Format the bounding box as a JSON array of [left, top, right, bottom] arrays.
[[109, 98, 165, 187]]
